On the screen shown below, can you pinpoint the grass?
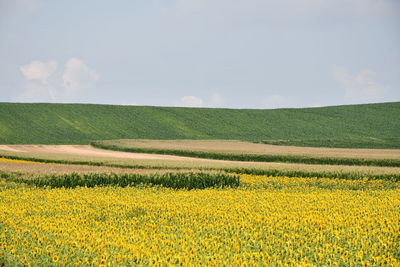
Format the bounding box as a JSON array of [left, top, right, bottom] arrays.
[[92, 141, 400, 167], [0, 102, 399, 148]]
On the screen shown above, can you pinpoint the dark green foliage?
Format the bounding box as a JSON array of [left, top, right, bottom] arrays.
[[12, 172, 240, 189], [0, 102, 399, 148], [262, 137, 400, 149], [0, 171, 11, 179], [91, 142, 400, 167]]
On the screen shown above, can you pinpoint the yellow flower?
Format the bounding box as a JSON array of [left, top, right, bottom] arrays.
[[52, 255, 59, 262], [0, 175, 398, 266]]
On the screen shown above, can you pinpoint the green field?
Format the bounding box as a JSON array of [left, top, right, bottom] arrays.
[[0, 102, 399, 148]]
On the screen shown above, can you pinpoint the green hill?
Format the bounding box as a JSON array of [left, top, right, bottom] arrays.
[[0, 102, 399, 148]]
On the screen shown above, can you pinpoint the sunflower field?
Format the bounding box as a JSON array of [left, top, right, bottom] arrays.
[[0, 174, 399, 266]]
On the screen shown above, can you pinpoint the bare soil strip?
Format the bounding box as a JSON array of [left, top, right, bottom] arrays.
[[0, 145, 25, 153]]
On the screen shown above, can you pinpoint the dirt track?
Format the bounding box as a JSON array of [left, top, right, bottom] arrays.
[[0, 145, 210, 161]]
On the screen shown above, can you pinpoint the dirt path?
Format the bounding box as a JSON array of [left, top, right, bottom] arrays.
[[0, 145, 213, 161]]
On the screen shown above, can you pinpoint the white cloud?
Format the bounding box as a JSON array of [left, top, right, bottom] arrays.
[[63, 58, 99, 94], [262, 94, 290, 109], [17, 57, 99, 102], [334, 67, 386, 102], [177, 96, 204, 107], [19, 60, 57, 85], [210, 92, 224, 107]]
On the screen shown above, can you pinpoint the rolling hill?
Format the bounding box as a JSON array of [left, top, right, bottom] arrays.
[[0, 102, 399, 148]]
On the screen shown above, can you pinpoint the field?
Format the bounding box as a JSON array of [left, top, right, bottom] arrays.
[[1, 145, 400, 179], [1, 141, 400, 265], [91, 139, 400, 159], [92, 139, 400, 167], [1, 170, 399, 266], [0, 102, 399, 148], [1, 102, 400, 265]]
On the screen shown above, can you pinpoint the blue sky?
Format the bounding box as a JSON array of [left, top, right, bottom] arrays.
[[0, 0, 399, 108]]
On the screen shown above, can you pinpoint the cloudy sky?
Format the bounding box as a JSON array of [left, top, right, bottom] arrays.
[[0, 0, 399, 109]]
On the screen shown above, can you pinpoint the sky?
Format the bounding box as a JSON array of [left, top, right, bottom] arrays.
[[0, 0, 399, 109]]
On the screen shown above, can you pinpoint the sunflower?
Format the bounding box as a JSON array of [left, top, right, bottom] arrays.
[[52, 255, 59, 262]]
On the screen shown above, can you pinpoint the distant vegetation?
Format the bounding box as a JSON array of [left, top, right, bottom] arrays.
[[262, 137, 400, 149], [0, 102, 399, 148]]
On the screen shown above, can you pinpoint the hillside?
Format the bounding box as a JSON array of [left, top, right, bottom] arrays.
[[0, 102, 399, 148]]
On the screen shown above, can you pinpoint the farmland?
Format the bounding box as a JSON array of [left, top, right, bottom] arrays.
[[1, 172, 399, 266], [92, 139, 400, 166], [2, 0, 400, 264], [0, 102, 399, 148], [1, 102, 400, 265], [91, 139, 400, 159], [1, 142, 400, 266], [1, 145, 400, 179]]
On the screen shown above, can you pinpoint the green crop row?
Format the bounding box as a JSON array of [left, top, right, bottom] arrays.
[[9, 172, 240, 189], [261, 137, 400, 149]]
